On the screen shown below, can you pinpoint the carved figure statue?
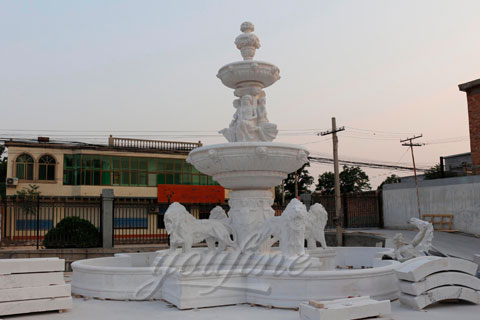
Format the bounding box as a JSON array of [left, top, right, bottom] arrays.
[[235, 95, 259, 142], [392, 218, 434, 262], [256, 95, 278, 141], [219, 99, 241, 142], [256, 199, 307, 257], [164, 202, 236, 253], [304, 203, 328, 250]]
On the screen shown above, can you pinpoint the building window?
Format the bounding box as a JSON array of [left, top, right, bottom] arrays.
[[38, 155, 56, 181], [63, 154, 218, 187], [16, 154, 34, 180]]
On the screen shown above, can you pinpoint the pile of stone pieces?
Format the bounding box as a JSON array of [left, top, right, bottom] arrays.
[[396, 256, 480, 310], [0, 258, 72, 316], [299, 296, 391, 320]]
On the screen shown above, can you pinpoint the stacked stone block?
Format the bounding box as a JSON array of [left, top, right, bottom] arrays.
[[299, 296, 391, 320], [0, 258, 72, 316], [396, 256, 480, 310]]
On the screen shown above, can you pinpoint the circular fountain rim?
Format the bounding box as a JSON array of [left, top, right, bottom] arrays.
[[189, 141, 309, 154]]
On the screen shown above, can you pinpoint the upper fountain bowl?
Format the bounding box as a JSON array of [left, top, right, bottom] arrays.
[[187, 142, 309, 189], [217, 61, 280, 90]]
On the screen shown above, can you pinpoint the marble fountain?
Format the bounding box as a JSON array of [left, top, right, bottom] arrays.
[[71, 22, 400, 309]]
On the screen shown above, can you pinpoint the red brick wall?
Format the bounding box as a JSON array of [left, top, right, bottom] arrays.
[[467, 90, 480, 169]]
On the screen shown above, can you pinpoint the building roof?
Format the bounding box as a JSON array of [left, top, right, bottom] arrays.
[[458, 78, 480, 92], [443, 152, 471, 159], [4, 137, 202, 155]]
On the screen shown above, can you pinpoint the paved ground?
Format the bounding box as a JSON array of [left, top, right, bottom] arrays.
[[355, 228, 480, 260], [10, 297, 480, 320], [5, 229, 480, 320]]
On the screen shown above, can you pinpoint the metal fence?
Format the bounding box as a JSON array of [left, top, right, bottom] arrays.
[[112, 200, 286, 245], [311, 191, 381, 228], [1, 197, 287, 247], [1, 197, 101, 248]]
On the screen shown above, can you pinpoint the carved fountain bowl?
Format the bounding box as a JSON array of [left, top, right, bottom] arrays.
[[187, 142, 309, 189], [216, 61, 280, 89]]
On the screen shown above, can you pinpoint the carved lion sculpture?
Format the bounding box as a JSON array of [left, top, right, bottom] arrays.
[[256, 199, 307, 257], [305, 203, 328, 250], [164, 202, 236, 253]]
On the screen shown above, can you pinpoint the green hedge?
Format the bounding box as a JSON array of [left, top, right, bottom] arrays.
[[43, 216, 101, 248]]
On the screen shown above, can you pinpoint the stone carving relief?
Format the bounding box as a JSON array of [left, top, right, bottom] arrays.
[[164, 202, 236, 253], [256, 199, 308, 257], [393, 218, 434, 262], [305, 203, 329, 250]]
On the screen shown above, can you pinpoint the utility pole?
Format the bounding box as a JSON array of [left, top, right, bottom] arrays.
[[320, 117, 345, 246], [294, 171, 299, 199], [400, 135, 424, 219]]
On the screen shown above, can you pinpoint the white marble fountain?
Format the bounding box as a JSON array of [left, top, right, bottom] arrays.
[[71, 22, 400, 309]]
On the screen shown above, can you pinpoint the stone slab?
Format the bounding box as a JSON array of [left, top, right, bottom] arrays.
[[395, 257, 478, 282], [398, 271, 480, 295], [0, 271, 65, 289], [0, 296, 72, 316], [0, 258, 64, 275], [399, 286, 480, 310], [0, 283, 71, 302], [299, 296, 391, 320]]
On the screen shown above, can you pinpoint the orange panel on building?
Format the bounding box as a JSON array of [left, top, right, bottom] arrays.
[[157, 185, 225, 204]]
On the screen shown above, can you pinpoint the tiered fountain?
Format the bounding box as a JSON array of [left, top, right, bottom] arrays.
[[71, 22, 400, 310], [187, 21, 309, 248]]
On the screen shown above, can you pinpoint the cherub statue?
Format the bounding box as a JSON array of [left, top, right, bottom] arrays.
[[164, 202, 236, 253], [256, 95, 278, 141], [392, 218, 434, 262], [219, 99, 241, 142], [304, 203, 328, 250], [235, 94, 259, 142]]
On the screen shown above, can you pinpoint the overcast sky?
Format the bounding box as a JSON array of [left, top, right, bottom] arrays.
[[1, 1, 479, 188]]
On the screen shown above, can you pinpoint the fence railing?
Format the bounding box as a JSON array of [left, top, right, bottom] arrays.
[[108, 136, 202, 152], [1, 197, 287, 247], [311, 191, 381, 228], [1, 198, 102, 248]]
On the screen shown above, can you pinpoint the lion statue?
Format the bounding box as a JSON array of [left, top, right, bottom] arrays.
[[164, 202, 236, 253], [305, 203, 329, 250], [256, 199, 307, 257]]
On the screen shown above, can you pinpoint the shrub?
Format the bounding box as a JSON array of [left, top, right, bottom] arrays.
[[43, 216, 101, 248]]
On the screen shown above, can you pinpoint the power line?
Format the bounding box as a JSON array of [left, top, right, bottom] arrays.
[[308, 156, 429, 172]]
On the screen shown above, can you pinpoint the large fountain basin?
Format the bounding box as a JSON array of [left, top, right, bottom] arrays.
[[71, 247, 400, 309], [217, 61, 280, 89], [187, 142, 309, 189]]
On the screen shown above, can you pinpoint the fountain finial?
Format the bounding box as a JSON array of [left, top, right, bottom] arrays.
[[235, 21, 260, 60]]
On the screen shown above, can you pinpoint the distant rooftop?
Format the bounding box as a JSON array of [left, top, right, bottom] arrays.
[[458, 78, 480, 92], [4, 136, 202, 155]]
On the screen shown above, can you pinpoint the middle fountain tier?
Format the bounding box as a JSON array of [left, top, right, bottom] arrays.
[[187, 21, 309, 248]]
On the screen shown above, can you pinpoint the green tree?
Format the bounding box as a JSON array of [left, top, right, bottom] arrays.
[[378, 174, 401, 189], [280, 163, 314, 201], [16, 184, 41, 215], [315, 165, 371, 194], [0, 145, 7, 199]]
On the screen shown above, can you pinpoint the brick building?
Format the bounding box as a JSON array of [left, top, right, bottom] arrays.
[[459, 78, 480, 173]]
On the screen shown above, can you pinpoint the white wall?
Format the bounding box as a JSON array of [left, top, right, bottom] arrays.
[[382, 175, 480, 236]]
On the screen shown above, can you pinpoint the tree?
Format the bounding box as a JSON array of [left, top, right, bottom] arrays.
[[315, 165, 371, 194], [278, 163, 314, 202], [378, 174, 401, 189], [0, 145, 7, 199]]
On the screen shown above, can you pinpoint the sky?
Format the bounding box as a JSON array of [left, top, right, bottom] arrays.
[[1, 0, 480, 188]]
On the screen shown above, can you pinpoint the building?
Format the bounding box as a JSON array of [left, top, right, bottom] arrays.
[[442, 152, 472, 175], [459, 77, 480, 173], [4, 136, 224, 202]]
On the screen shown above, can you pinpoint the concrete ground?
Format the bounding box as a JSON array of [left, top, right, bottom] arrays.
[[354, 228, 480, 260], [5, 228, 480, 320], [8, 297, 480, 320]]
